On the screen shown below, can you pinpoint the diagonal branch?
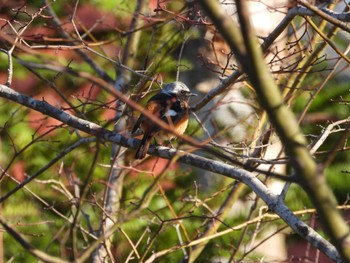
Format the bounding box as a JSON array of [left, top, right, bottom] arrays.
[[0, 83, 288, 179], [199, 0, 350, 261], [296, 0, 350, 32], [0, 82, 341, 262], [0, 215, 69, 263]]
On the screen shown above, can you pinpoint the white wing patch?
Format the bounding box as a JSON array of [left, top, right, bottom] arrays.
[[164, 109, 177, 117]]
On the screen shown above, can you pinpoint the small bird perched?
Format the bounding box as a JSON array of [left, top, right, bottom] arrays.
[[132, 81, 196, 159]]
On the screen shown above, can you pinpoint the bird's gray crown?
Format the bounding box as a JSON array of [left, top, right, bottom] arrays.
[[162, 81, 190, 95]]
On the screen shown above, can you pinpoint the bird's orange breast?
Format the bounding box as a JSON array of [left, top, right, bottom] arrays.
[[158, 113, 189, 140]]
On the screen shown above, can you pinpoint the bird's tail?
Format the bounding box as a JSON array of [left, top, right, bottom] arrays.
[[135, 132, 152, 159]]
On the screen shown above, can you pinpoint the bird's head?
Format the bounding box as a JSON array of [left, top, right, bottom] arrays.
[[162, 81, 196, 101]]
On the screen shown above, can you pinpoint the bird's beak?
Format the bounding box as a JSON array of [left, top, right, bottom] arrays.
[[189, 93, 197, 96]]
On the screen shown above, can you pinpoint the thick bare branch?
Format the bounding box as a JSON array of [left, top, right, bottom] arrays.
[[0, 82, 342, 262], [200, 0, 350, 261], [0, 215, 69, 263]]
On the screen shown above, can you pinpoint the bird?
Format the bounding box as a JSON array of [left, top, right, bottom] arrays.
[[132, 81, 196, 159]]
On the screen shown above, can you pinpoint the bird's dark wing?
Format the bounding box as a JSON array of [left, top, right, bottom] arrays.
[[132, 92, 188, 134], [132, 92, 169, 134], [160, 100, 188, 126]]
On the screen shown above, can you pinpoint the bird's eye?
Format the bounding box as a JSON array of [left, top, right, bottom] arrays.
[[180, 90, 186, 95]]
